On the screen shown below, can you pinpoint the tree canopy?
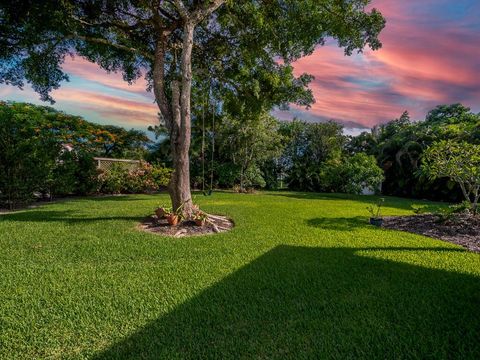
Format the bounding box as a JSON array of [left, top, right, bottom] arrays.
[[1, 1, 384, 104]]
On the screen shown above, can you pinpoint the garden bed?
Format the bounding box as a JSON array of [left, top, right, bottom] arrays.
[[139, 213, 234, 237], [383, 213, 480, 253]]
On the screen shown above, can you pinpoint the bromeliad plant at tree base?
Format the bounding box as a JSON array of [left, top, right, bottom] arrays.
[[155, 202, 210, 227], [163, 204, 186, 227], [155, 204, 170, 219], [192, 210, 209, 227]]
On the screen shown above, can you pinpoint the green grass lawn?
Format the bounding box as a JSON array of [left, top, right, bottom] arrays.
[[1, 192, 479, 359]]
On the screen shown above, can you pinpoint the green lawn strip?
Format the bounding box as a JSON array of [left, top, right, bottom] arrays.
[[0, 192, 479, 359]]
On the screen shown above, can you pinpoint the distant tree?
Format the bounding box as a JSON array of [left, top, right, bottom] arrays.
[[425, 104, 475, 125], [0, 0, 385, 214], [101, 125, 151, 159], [320, 153, 384, 194], [281, 120, 346, 191], [345, 130, 378, 155], [422, 141, 480, 214], [216, 112, 283, 191]]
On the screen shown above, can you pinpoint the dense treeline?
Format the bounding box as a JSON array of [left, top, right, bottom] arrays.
[[150, 110, 384, 195], [2, 101, 478, 208], [349, 104, 480, 201], [149, 102, 479, 203]]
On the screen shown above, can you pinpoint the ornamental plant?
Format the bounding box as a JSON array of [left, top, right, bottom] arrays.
[[421, 141, 480, 214], [366, 198, 385, 219]]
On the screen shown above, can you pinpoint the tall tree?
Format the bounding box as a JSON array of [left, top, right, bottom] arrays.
[[216, 112, 283, 191], [0, 0, 385, 214], [101, 125, 151, 159], [281, 120, 346, 191]]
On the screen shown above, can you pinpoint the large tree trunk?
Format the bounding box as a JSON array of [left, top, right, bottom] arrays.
[[151, 1, 225, 215], [169, 77, 193, 214], [152, 24, 195, 215], [169, 22, 195, 214]]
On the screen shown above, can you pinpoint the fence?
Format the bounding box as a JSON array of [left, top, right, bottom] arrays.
[[93, 157, 141, 172]]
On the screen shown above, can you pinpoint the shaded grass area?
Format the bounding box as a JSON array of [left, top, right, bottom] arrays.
[[0, 192, 479, 359], [96, 246, 478, 359]]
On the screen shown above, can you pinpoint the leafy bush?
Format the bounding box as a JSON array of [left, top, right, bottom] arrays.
[[97, 164, 126, 194], [242, 166, 267, 189], [217, 163, 240, 189], [47, 150, 97, 197], [151, 165, 173, 188], [320, 153, 384, 194], [125, 162, 157, 193], [0, 103, 60, 207], [422, 140, 480, 213], [0, 102, 151, 208], [96, 162, 171, 194], [74, 152, 99, 195]]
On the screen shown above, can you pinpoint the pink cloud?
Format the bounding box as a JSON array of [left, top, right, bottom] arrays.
[[290, 0, 480, 127], [62, 57, 151, 96], [51, 88, 158, 127]]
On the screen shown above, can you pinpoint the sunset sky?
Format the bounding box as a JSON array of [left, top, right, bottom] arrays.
[[1, 0, 479, 135]]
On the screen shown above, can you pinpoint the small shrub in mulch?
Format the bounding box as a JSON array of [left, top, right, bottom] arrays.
[[139, 213, 234, 238], [382, 213, 480, 253]]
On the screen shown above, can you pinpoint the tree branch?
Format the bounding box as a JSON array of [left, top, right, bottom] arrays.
[[158, 7, 178, 22], [190, 0, 226, 25], [173, 0, 189, 20], [153, 35, 172, 127], [73, 35, 154, 61]]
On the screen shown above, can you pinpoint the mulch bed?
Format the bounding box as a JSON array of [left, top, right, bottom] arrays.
[[139, 213, 234, 238], [383, 213, 480, 253]]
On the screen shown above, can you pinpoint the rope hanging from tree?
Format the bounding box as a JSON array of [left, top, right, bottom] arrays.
[[201, 91, 215, 196]]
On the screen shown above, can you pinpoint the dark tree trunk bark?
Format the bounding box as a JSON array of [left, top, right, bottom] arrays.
[[152, 24, 194, 215], [168, 22, 194, 214], [168, 77, 193, 214], [151, 0, 225, 216]]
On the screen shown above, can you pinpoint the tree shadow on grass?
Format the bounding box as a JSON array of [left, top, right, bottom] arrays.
[[94, 245, 480, 359], [0, 210, 143, 224], [306, 216, 368, 231]]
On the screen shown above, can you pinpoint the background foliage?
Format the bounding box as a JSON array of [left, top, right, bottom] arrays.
[[349, 104, 480, 202], [2, 101, 479, 207], [0, 102, 162, 208]]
